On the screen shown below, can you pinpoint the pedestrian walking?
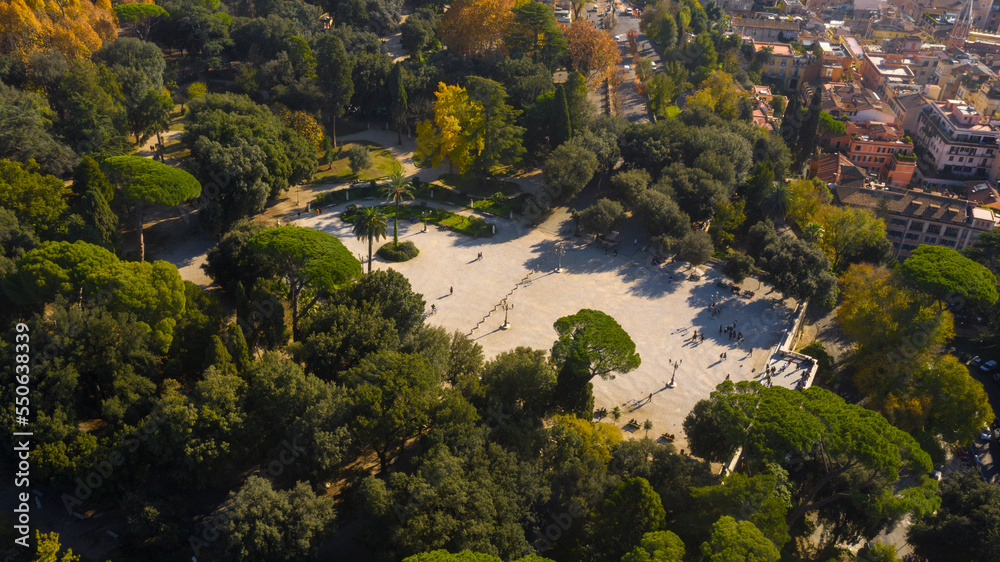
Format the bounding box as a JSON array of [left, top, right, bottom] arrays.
[[725, 373, 730, 381], [700, 333, 704, 342], [648, 393, 652, 402], [614, 249, 619, 257], [719, 325, 723, 334], [749, 348, 753, 357], [450, 286, 454, 296]]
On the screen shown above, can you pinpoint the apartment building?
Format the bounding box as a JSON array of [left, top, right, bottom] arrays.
[[966, 80, 1000, 117], [884, 85, 933, 132], [752, 41, 820, 90], [820, 82, 898, 122], [914, 99, 1000, 182], [732, 18, 802, 42], [829, 121, 918, 185], [717, 0, 753, 13], [832, 184, 998, 258], [860, 52, 917, 96]]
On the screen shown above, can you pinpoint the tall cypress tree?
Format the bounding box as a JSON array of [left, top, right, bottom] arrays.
[[779, 92, 802, 153], [388, 63, 407, 146], [72, 156, 114, 202], [315, 35, 354, 148], [79, 187, 120, 251], [552, 84, 572, 147], [797, 88, 823, 162]]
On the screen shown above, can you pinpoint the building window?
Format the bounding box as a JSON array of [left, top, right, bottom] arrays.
[[924, 236, 938, 243], [926, 224, 941, 234], [890, 218, 908, 226], [905, 233, 920, 240], [942, 239, 957, 247], [945, 227, 960, 236], [909, 222, 924, 231], [902, 244, 917, 251]]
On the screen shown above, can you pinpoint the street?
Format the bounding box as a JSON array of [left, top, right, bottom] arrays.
[[570, 1, 661, 123]]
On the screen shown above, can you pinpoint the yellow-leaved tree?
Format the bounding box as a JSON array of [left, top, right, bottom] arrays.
[[0, 0, 117, 60], [415, 82, 482, 174], [563, 20, 622, 90], [276, 107, 325, 150], [438, 0, 516, 56]]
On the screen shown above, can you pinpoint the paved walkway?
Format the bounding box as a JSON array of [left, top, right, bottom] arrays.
[[293, 201, 797, 452]]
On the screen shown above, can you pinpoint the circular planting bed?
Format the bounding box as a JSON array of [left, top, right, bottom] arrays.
[[377, 240, 420, 262]]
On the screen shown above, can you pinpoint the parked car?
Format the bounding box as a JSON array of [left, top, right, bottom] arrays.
[[981, 426, 992, 441], [971, 355, 982, 366], [980, 359, 997, 373]]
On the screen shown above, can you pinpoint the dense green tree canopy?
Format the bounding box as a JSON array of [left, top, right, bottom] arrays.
[[541, 142, 597, 204], [899, 244, 999, 312], [345, 351, 441, 474], [634, 190, 690, 239], [7, 240, 187, 351], [0, 158, 69, 236], [621, 530, 685, 562], [0, 84, 77, 176], [102, 155, 201, 209], [249, 226, 362, 339], [699, 516, 779, 562], [114, 3, 169, 40], [185, 93, 316, 201], [963, 227, 1000, 275], [596, 477, 666, 561], [358, 441, 544, 560], [101, 155, 201, 261], [908, 471, 1000, 562], [684, 382, 939, 543], [575, 198, 624, 235], [552, 309, 641, 379], [221, 476, 336, 561]]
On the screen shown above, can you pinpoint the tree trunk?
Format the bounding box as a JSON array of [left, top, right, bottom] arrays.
[[136, 207, 146, 262], [394, 202, 399, 245], [290, 280, 300, 341], [377, 447, 388, 474], [397, 122, 403, 145], [331, 118, 338, 149], [368, 236, 373, 273]]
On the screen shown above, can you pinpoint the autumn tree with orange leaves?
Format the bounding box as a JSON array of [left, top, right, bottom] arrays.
[[563, 20, 621, 90], [0, 0, 118, 60], [439, 0, 515, 56]]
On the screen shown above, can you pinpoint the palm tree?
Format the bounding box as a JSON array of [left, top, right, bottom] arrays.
[[760, 182, 792, 222], [352, 207, 387, 274], [381, 161, 415, 246]]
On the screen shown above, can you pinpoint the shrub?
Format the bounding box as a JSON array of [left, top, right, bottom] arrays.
[[377, 240, 419, 262], [347, 145, 372, 175], [722, 250, 755, 282]]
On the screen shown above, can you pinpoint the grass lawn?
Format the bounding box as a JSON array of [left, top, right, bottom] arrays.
[[314, 141, 399, 182], [437, 173, 521, 198]]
